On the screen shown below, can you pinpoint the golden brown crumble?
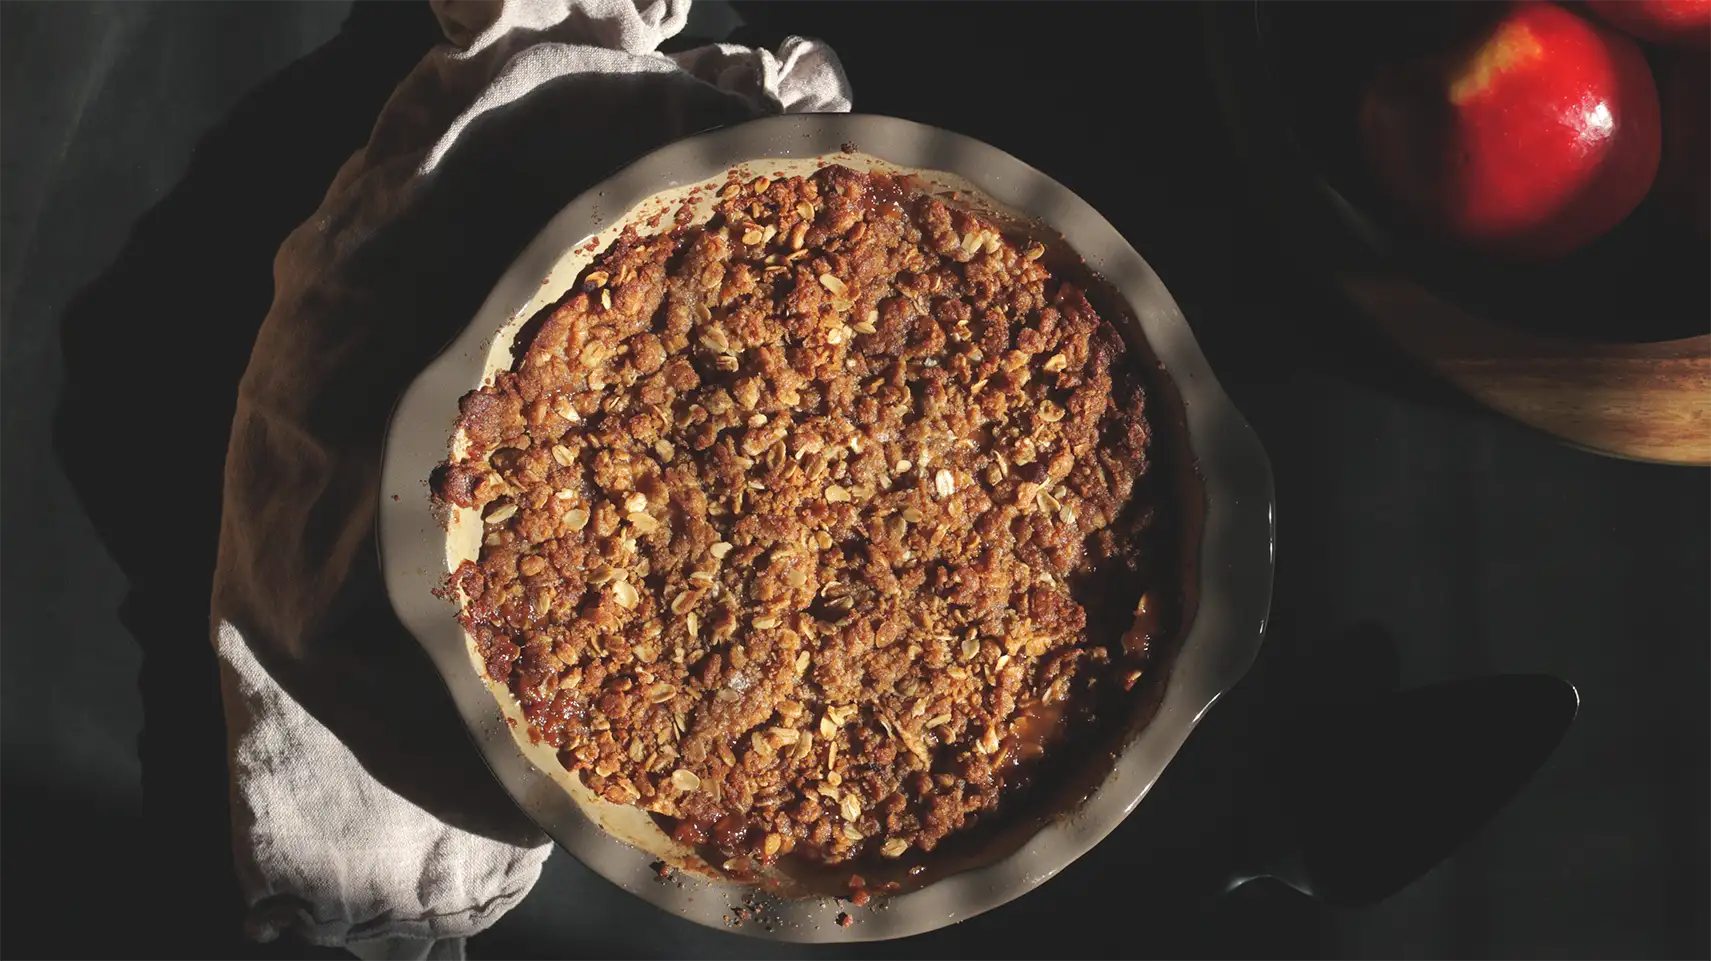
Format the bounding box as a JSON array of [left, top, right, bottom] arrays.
[[434, 165, 1169, 871]]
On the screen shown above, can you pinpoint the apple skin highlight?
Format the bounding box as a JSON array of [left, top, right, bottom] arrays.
[[1360, 1, 1662, 262]]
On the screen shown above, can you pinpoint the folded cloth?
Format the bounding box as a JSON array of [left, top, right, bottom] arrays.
[[210, 1, 850, 955]]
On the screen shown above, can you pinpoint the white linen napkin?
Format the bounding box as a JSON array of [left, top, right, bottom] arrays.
[[210, 1, 850, 956]]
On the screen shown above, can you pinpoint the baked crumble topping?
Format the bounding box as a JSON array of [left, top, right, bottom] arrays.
[[434, 164, 1169, 872]]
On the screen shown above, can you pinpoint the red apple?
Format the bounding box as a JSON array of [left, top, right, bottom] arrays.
[[1359, 1, 1663, 261], [1655, 53, 1710, 232], [1586, 0, 1711, 48]]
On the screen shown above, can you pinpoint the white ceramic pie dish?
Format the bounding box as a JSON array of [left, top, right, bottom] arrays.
[[377, 113, 1274, 941]]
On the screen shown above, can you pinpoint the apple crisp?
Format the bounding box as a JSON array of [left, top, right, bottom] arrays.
[[433, 164, 1170, 871]]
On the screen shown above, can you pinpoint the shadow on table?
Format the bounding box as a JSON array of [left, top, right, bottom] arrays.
[[49, 3, 442, 956]]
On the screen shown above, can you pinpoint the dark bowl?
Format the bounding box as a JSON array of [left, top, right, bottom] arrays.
[[1207, 0, 1709, 346]]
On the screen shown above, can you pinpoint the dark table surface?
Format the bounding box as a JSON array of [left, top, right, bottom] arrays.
[[3, 2, 1706, 958]]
